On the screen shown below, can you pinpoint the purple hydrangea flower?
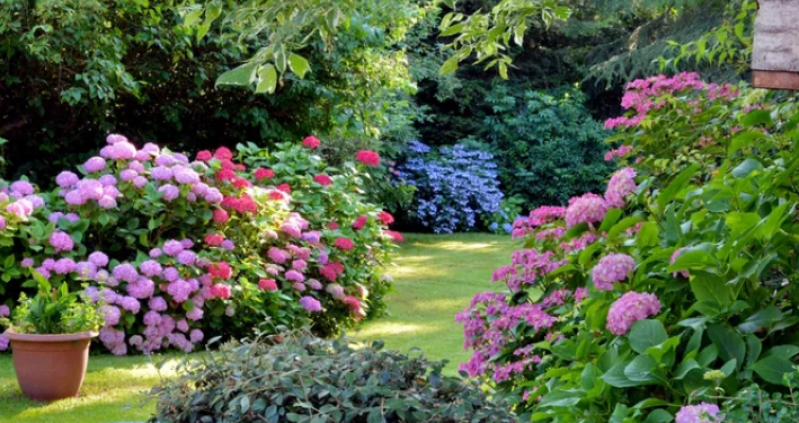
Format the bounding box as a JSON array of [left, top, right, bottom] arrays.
[[53, 258, 77, 275], [49, 230, 74, 253], [158, 184, 179, 201], [606, 291, 661, 335], [299, 296, 322, 312], [56, 171, 79, 188], [177, 251, 196, 266], [10, 181, 34, 196], [675, 403, 720, 423], [140, 260, 163, 277], [88, 251, 109, 267], [113, 263, 140, 283], [163, 240, 184, 256]]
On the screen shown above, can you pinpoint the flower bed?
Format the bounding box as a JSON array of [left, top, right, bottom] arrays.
[[459, 73, 799, 421], [0, 136, 399, 353]]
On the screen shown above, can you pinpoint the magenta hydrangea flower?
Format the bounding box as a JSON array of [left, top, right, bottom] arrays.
[[285, 270, 305, 282], [120, 169, 138, 181], [133, 176, 148, 188], [128, 160, 145, 173], [118, 296, 141, 314], [56, 171, 79, 188], [675, 403, 720, 423], [149, 296, 168, 312], [163, 240, 184, 256], [0, 305, 10, 317], [10, 181, 34, 196], [158, 184, 179, 201], [299, 296, 323, 312], [174, 168, 200, 185], [127, 277, 155, 299], [140, 260, 163, 277], [167, 279, 192, 303], [151, 166, 172, 181], [606, 291, 661, 335], [149, 248, 163, 258], [605, 167, 637, 208], [113, 263, 139, 283], [162, 267, 180, 282], [49, 230, 74, 253], [177, 251, 196, 266], [84, 157, 107, 173], [268, 247, 290, 264], [101, 305, 121, 326], [565, 193, 608, 228], [592, 253, 635, 291], [189, 329, 204, 343], [88, 251, 109, 267], [20, 258, 34, 267]]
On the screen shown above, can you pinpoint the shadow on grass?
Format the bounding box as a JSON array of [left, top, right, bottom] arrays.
[[0, 353, 192, 423]]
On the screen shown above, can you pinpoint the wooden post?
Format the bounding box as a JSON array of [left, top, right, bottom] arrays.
[[752, 0, 799, 90]]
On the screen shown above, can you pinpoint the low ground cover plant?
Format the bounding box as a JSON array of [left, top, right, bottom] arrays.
[[148, 328, 518, 423], [458, 73, 799, 422], [0, 136, 400, 354]]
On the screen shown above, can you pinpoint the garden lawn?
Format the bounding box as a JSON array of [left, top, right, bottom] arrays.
[[352, 233, 516, 374], [0, 233, 515, 422]]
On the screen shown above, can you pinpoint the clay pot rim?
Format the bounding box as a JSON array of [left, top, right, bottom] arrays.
[[3, 329, 99, 342]]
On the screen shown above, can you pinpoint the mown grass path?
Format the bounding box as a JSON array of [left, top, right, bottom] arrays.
[[0, 233, 515, 422]]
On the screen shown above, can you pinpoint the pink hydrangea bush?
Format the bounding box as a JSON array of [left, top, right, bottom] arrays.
[[0, 134, 399, 352], [458, 75, 799, 422]]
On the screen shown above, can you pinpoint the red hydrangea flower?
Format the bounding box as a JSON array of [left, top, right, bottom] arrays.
[[378, 211, 394, 225], [343, 296, 362, 315], [209, 262, 232, 280], [384, 230, 404, 242], [333, 237, 354, 251], [196, 150, 212, 161], [258, 279, 278, 291], [313, 174, 332, 186], [234, 164, 246, 171], [320, 262, 345, 281], [302, 136, 321, 149], [214, 147, 233, 160], [352, 215, 368, 230], [277, 183, 291, 193], [215, 169, 236, 181], [210, 283, 231, 299], [255, 168, 275, 180], [212, 209, 229, 224], [268, 190, 286, 201], [204, 233, 224, 247], [328, 222, 339, 230], [355, 150, 380, 166], [220, 159, 236, 170], [232, 178, 251, 189]]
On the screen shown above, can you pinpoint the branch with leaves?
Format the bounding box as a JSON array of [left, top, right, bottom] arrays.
[[437, 0, 571, 78]]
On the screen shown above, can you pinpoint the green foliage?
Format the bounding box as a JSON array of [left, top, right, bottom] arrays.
[[148, 328, 518, 423], [458, 75, 799, 422], [2, 277, 101, 335], [0, 0, 426, 182], [480, 85, 613, 208]]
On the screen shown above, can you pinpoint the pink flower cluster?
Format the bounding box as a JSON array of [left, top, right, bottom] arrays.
[[675, 403, 721, 423], [604, 145, 634, 161], [604, 167, 637, 208], [565, 193, 608, 228], [606, 291, 661, 335], [591, 253, 635, 291]]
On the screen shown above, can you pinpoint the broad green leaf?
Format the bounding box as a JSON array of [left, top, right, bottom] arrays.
[[689, 273, 730, 307], [657, 164, 699, 211], [753, 355, 794, 385], [256, 64, 278, 94], [707, 324, 745, 367], [629, 320, 668, 354], [732, 158, 764, 178], [624, 354, 663, 385], [439, 56, 459, 75], [738, 305, 782, 334], [216, 62, 259, 87], [643, 409, 673, 423], [289, 53, 311, 79], [674, 359, 699, 379], [636, 222, 659, 247]]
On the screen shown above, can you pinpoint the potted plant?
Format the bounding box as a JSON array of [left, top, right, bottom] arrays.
[[0, 275, 102, 401]]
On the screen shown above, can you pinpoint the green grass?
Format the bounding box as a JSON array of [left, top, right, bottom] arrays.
[[352, 233, 515, 374], [0, 233, 515, 422]]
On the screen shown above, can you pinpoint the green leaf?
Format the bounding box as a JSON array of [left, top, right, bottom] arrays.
[[674, 359, 699, 379], [753, 355, 795, 385], [646, 336, 680, 363], [707, 324, 745, 367], [440, 56, 459, 75], [726, 212, 760, 237], [657, 164, 699, 211], [745, 335, 762, 368], [624, 354, 662, 384], [629, 320, 668, 354], [689, 273, 730, 307], [763, 345, 799, 359], [255, 64, 278, 94], [600, 208, 623, 231], [608, 216, 645, 239], [183, 9, 203, 27], [215, 62, 259, 87], [732, 158, 764, 178], [636, 222, 659, 247], [240, 395, 250, 412], [643, 409, 673, 423], [738, 305, 782, 334], [288, 53, 311, 79], [741, 109, 772, 127], [602, 362, 644, 388]]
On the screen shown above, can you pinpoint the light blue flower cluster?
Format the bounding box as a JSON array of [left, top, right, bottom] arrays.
[[398, 141, 503, 233]]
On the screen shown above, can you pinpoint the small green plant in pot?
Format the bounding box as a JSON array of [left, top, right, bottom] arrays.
[[1, 274, 102, 401]]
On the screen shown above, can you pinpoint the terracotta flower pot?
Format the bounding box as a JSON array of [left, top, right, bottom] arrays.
[[3, 330, 98, 401]]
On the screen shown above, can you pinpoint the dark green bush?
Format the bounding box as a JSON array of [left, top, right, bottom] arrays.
[[478, 84, 613, 209], [149, 329, 518, 423]]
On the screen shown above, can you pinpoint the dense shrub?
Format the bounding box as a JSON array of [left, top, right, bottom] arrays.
[[148, 328, 519, 423], [473, 85, 613, 209], [0, 135, 399, 354], [396, 141, 503, 233], [457, 73, 799, 422]]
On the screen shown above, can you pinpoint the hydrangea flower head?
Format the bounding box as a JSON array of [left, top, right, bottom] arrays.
[[605, 167, 637, 208], [592, 253, 635, 291], [313, 174, 332, 186], [299, 296, 322, 312], [355, 150, 380, 166], [675, 403, 720, 423], [565, 193, 608, 228], [606, 291, 661, 335], [302, 136, 321, 149]]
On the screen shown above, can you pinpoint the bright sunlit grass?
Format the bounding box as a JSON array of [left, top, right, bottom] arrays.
[[0, 232, 516, 421]]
